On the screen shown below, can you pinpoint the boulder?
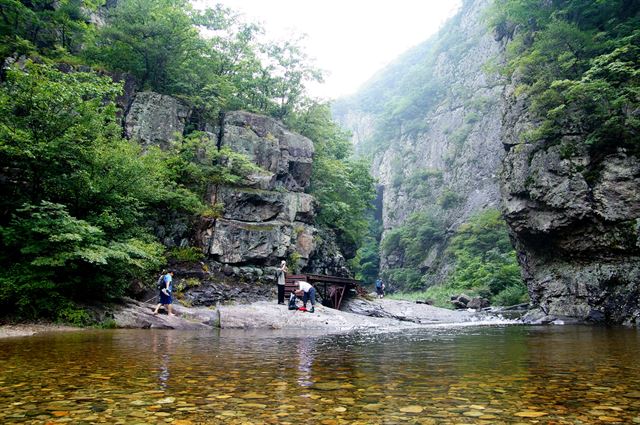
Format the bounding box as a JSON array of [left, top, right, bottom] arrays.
[[220, 111, 314, 192], [451, 300, 468, 310], [467, 297, 490, 310], [125, 91, 190, 148]]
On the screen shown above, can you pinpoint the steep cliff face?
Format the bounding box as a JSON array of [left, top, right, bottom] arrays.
[[124, 97, 347, 304], [199, 111, 319, 270], [493, 0, 640, 324], [335, 0, 508, 289], [125, 92, 191, 149], [501, 91, 640, 325]]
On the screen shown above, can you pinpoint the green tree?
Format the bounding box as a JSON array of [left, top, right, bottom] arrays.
[[445, 209, 526, 305], [288, 102, 376, 253], [381, 211, 445, 268], [0, 0, 97, 60], [490, 0, 640, 153], [88, 0, 200, 92], [0, 63, 199, 319]]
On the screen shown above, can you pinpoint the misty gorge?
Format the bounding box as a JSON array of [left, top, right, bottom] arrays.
[[0, 0, 639, 424]]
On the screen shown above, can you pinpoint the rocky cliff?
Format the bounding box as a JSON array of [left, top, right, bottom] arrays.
[[337, 0, 640, 323], [123, 96, 347, 305], [500, 78, 640, 325], [334, 0, 508, 289]]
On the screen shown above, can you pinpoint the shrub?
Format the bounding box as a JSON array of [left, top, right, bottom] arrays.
[[57, 305, 92, 327], [288, 252, 302, 274], [381, 211, 445, 267], [493, 284, 529, 307], [437, 189, 463, 209], [168, 246, 205, 262]]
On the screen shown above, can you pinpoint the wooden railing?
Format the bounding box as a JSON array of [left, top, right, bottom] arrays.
[[284, 274, 361, 310]]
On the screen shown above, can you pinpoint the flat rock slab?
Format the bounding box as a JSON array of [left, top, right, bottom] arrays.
[[344, 298, 479, 324], [217, 301, 422, 331], [111, 297, 498, 331], [0, 324, 80, 339], [112, 300, 219, 330]]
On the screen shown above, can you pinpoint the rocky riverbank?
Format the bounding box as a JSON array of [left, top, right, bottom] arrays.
[[0, 298, 518, 339], [0, 324, 80, 338], [109, 297, 508, 332]]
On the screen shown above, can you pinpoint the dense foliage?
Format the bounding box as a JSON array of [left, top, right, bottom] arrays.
[[0, 0, 374, 321], [0, 64, 177, 319], [491, 0, 640, 153], [0, 0, 97, 61], [442, 209, 526, 306], [87, 0, 321, 121], [389, 210, 527, 308], [287, 103, 376, 252], [348, 216, 382, 285]]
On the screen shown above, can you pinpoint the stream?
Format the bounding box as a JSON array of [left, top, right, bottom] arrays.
[[1, 325, 640, 424]]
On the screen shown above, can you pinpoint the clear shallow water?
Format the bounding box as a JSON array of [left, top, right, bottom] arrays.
[[1, 325, 640, 424]]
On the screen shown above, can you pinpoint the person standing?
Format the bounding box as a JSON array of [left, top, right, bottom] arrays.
[[153, 270, 175, 316], [375, 278, 384, 299], [276, 260, 288, 305]]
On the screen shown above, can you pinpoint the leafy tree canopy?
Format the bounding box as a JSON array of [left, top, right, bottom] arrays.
[[490, 0, 640, 153], [0, 0, 375, 322]]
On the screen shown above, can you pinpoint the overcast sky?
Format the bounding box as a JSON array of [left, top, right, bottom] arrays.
[[205, 0, 462, 99]]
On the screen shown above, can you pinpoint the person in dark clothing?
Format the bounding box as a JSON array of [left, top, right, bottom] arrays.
[[375, 278, 385, 299], [153, 270, 175, 316]]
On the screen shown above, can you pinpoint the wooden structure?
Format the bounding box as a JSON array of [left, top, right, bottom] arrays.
[[284, 274, 361, 310]]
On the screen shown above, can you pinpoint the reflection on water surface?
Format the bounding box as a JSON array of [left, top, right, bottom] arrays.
[[1, 325, 640, 424]]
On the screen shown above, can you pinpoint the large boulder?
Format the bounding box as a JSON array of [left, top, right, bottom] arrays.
[[214, 187, 316, 224], [125, 91, 191, 148], [220, 111, 314, 192]]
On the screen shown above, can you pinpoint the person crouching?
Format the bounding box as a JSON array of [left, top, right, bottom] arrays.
[[295, 280, 315, 313]]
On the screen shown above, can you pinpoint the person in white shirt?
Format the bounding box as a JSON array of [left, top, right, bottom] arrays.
[[276, 260, 288, 305], [295, 280, 315, 313]]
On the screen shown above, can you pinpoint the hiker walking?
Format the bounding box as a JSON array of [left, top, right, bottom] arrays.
[[276, 260, 288, 305], [375, 278, 385, 299], [153, 270, 175, 316]]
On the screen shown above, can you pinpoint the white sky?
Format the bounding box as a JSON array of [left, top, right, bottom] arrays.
[[205, 0, 462, 99]]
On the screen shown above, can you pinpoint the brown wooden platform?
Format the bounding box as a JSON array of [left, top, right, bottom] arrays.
[[284, 274, 361, 310]]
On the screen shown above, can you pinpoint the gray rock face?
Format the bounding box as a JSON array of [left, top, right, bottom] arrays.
[[342, 298, 479, 324], [125, 91, 191, 148], [121, 93, 348, 304], [215, 187, 316, 224], [181, 279, 274, 306], [500, 102, 640, 324], [187, 112, 347, 302], [220, 111, 315, 192], [303, 227, 349, 277], [335, 0, 507, 287]]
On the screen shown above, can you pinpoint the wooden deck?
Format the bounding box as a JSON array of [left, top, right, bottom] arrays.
[[284, 274, 361, 310]]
